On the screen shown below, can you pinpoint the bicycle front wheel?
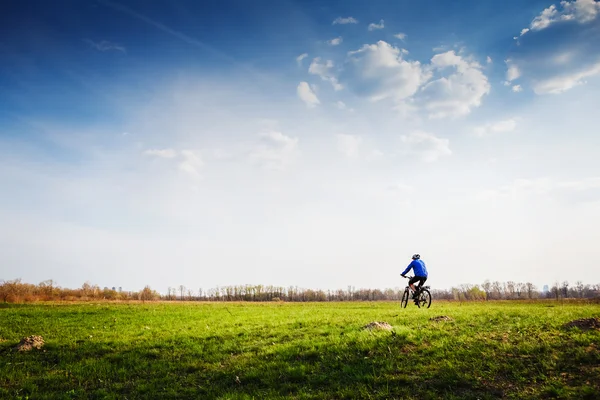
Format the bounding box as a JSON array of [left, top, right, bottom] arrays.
[[401, 289, 409, 308], [416, 289, 431, 309]]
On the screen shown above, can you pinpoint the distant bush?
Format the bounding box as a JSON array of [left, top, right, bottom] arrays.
[[0, 279, 160, 303]]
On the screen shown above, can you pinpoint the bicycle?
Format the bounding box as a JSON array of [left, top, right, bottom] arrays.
[[400, 276, 432, 308]]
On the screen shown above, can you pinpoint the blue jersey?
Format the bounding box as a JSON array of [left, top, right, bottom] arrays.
[[402, 259, 428, 277]]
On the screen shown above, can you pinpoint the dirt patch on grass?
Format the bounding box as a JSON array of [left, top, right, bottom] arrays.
[[563, 317, 600, 330], [430, 316, 453, 322], [362, 321, 393, 331], [16, 335, 45, 352]]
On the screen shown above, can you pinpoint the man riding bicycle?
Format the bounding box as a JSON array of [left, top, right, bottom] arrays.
[[401, 254, 428, 299]]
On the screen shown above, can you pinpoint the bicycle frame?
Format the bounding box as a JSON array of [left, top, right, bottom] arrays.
[[400, 275, 432, 308]]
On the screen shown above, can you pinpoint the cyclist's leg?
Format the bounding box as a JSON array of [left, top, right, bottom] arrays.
[[408, 276, 419, 293], [414, 277, 426, 294]]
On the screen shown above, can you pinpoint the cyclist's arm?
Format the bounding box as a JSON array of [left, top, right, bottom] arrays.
[[400, 262, 413, 276]]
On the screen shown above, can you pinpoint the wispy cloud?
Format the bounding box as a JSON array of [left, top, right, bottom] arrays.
[[98, 0, 271, 83], [522, 0, 600, 35], [335, 101, 347, 110], [99, 0, 213, 52], [512, 84, 523, 92], [84, 39, 126, 53], [178, 150, 203, 178], [144, 148, 177, 158], [533, 61, 600, 94], [505, 60, 521, 82], [332, 16, 358, 25], [474, 119, 517, 137], [297, 82, 320, 107], [394, 33, 407, 41], [368, 20, 385, 31], [400, 131, 451, 162], [144, 149, 203, 178], [327, 36, 343, 46], [507, 1, 600, 96], [477, 176, 600, 203], [250, 131, 299, 171], [296, 53, 308, 65], [308, 58, 343, 91]]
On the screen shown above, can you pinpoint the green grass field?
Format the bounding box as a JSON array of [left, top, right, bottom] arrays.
[[1, 301, 599, 399]]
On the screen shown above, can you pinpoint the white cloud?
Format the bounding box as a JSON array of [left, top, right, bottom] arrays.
[[400, 131, 451, 162], [553, 52, 575, 65], [144, 148, 177, 158], [296, 53, 308, 65], [507, 1, 600, 96], [531, 5, 559, 30], [308, 58, 343, 90], [342, 44, 490, 118], [394, 33, 407, 41], [368, 20, 385, 31], [250, 131, 299, 170], [144, 148, 203, 178], [297, 82, 320, 107], [512, 84, 523, 92], [506, 61, 521, 82], [327, 37, 343, 46], [84, 39, 126, 53], [474, 119, 517, 137], [333, 16, 358, 25], [343, 41, 427, 102], [309, 58, 334, 76], [336, 134, 362, 158], [533, 61, 600, 94], [419, 51, 491, 118], [486, 56, 493, 64], [526, 0, 600, 34], [178, 150, 203, 178]]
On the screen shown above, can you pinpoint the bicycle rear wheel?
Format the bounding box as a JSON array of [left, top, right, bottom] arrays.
[[416, 289, 431, 308], [401, 289, 409, 308]]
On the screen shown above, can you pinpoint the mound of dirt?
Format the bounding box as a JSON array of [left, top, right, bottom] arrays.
[[430, 316, 453, 322], [16, 335, 45, 352], [564, 317, 600, 330], [362, 321, 393, 331]]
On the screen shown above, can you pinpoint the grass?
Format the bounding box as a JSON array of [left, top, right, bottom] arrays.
[[0, 301, 599, 399]]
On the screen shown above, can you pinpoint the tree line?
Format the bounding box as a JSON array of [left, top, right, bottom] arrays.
[[1, 279, 599, 303], [0, 279, 161, 303]]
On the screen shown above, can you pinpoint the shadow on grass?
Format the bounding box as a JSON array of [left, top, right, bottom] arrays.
[[0, 325, 598, 400], [0, 331, 506, 400]]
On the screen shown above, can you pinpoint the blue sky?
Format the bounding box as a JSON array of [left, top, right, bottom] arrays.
[[1, 0, 600, 293]]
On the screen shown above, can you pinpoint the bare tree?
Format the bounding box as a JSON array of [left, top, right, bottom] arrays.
[[561, 281, 569, 298]]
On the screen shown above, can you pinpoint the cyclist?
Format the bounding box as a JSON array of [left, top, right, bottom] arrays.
[[401, 254, 428, 299]]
